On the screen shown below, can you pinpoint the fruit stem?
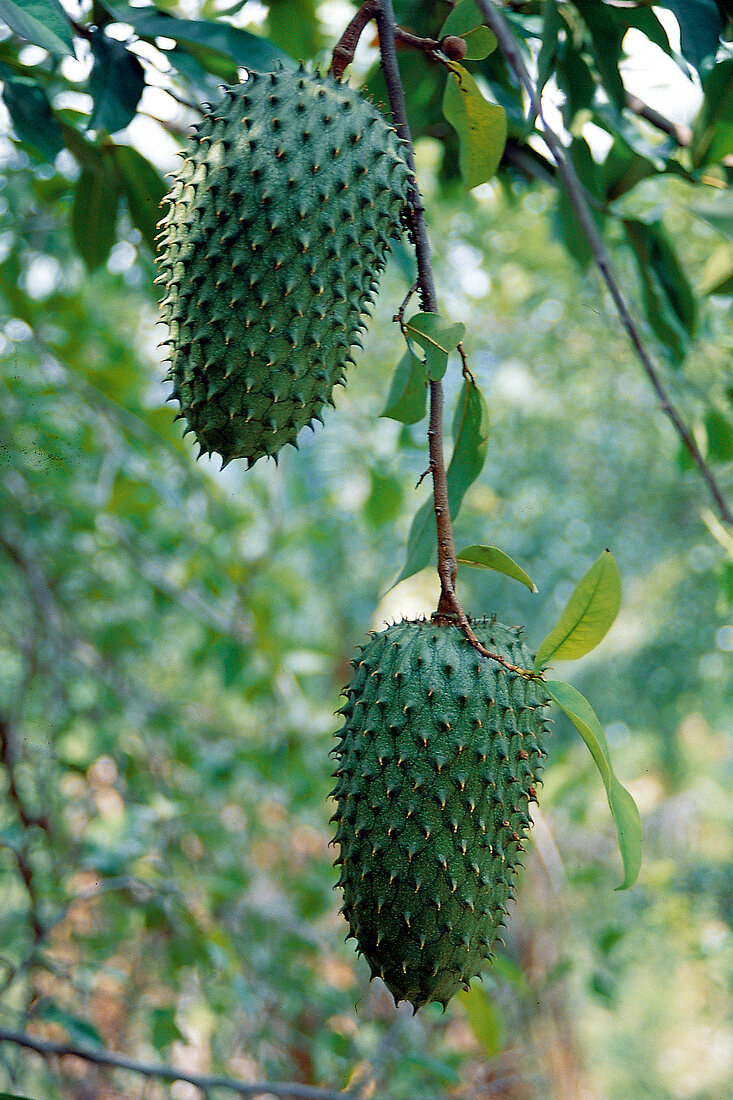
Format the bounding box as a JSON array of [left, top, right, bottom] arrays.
[[375, 2, 543, 682]]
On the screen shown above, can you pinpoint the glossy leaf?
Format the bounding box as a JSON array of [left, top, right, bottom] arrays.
[[89, 31, 145, 134], [691, 59, 733, 167], [110, 4, 294, 70], [659, 0, 723, 73], [442, 62, 507, 190], [545, 680, 642, 890], [403, 312, 465, 382], [380, 348, 427, 424], [440, 0, 497, 61], [2, 76, 63, 160], [0, 0, 74, 56], [535, 550, 621, 670], [394, 378, 489, 586], [71, 164, 120, 272], [111, 145, 167, 252], [456, 544, 537, 592]]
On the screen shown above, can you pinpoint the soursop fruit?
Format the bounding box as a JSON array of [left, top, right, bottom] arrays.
[[156, 67, 413, 467], [330, 617, 550, 1009]]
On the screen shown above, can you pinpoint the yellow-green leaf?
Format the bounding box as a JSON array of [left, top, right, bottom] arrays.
[[534, 550, 621, 670], [456, 545, 537, 592], [442, 62, 507, 190]]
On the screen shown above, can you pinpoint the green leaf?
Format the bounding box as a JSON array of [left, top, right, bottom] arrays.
[[692, 191, 733, 238], [705, 409, 733, 461], [110, 5, 294, 71], [537, 0, 562, 97], [150, 1005, 185, 1052], [691, 58, 733, 166], [380, 348, 427, 424], [555, 35, 596, 124], [697, 244, 733, 296], [2, 76, 63, 160], [110, 145, 167, 252], [403, 312, 465, 382], [71, 163, 120, 272], [575, 0, 625, 111], [0, 0, 74, 56], [442, 62, 507, 190], [0, 1092, 39, 1099], [365, 469, 403, 528], [37, 1002, 105, 1047], [440, 0, 497, 61], [624, 219, 695, 359], [535, 550, 621, 670], [89, 31, 145, 134], [544, 680, 642, 889], [394, 378, 489, 587], [265, 0, 323, 60], [456, 545, 538, 592], [659, 0, 723, 74], [460, 985, 505, 1057]]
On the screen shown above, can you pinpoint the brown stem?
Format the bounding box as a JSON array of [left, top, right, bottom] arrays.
[[329, 0, 379, 79], [478, 0, 733, 527], [375, 3, 539, 680]]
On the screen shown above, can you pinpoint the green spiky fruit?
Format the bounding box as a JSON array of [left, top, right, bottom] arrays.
[[156, 67, 412, 467], [330, 617, 550, 1009]]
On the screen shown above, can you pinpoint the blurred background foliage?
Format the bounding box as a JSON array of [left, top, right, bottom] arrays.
[[0, 1, 732, 1098]]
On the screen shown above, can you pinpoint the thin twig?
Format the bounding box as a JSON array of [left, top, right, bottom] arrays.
[[0, 1028, 357, 1100], [477, 0, 733, 527]]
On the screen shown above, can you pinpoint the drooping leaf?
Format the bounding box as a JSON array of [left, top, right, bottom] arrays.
[[705, 409, 733, 461], [535, 550, 621, 670], [109, 4, 294, 70], [89, 31, 145, 134], [456, 545, 538, 592], [574, 0, 626, 111], [2, 76, 63, 160], [555, 34, 596, 124], [110, 145, 167, 252], [624, 219, 696, 360], [552, 137, 603, 269], [393, 378, 489, 587], [440, 0, 497, 61], [659, 0, 723, 74], [0, 0, 74, 56], [537, 0, 562, 97], [691, 58, 733, 166], [71, 163, 120, 272], [403, 312, 465, 382], [380, 348, 427, 424], [442, 62, 507, 190], [545, 680, 642, 889], [37, 1002, 105, 1047], [460, 985, 505, 1057]]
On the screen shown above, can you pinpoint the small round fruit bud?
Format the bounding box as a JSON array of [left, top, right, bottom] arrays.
[[440, 35, 468, 61]]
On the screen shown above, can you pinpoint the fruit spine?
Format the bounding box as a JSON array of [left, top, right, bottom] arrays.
[[330, 617, 550, 1009], [156, 67, 413, 467]]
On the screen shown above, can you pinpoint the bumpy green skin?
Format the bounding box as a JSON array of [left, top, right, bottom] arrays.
[[331, 617, 550, 1009], [156, 68, 412, 467]]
